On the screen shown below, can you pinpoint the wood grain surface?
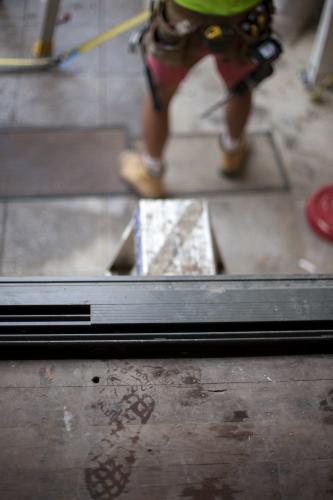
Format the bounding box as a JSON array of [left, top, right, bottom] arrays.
[[1, 356, 333, 499]]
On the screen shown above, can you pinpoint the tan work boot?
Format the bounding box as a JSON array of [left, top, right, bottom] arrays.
[[219, 135, 248, 176], [119, 151, 164, 198]]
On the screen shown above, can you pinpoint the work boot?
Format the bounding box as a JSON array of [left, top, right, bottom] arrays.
[[219, 134, 248, 176], [119, 151, 164, 198]]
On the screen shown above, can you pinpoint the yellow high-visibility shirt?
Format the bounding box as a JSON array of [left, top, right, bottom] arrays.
[[174, 0, 261, 16]]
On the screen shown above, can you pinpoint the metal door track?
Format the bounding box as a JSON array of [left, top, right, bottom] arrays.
[[1, 276, 333, 358]]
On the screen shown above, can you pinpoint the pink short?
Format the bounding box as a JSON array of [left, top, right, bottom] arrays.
[[147, 50, 256, 88]]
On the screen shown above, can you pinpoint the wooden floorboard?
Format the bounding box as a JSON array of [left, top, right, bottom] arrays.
[[0, 357, 333, 499]]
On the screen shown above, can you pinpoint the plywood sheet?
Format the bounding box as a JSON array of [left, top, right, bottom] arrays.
[[0, 128, 128, 198]]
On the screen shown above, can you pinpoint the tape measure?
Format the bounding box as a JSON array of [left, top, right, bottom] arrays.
[[203, 24, 234, 54], [204, 25, 224, 40]]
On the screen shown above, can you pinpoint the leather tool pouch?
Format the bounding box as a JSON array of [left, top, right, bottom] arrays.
[[145, 0, 274, 66], [144, 0, 200, 67]]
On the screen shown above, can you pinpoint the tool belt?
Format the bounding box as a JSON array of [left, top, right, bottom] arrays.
[[144, 0, 274, 66]]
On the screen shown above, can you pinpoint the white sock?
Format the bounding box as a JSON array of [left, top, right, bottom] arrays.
[[142, 153, 164, 177], [221, 130, 241, 153]]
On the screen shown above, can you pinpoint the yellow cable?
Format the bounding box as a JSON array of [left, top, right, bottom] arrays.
[[0, 57, 52, 67], [76, 10, 149, 55]]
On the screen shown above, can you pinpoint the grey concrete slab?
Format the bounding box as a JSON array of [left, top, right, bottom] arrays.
[[0, 0, 25, 28], [102, 75, 145, 137], [284, 149, 333, 196], [100, 0, 147, 80], [0, 203, 6, 273], [14, 73, 101, 127], [0, 28, 22, 125], [0, 204, 5, 227], [138, 133, 287, 196], [101, 32, 143, 77], [276, 95, 333, 197], [100, 0, 144, 27], [1, 197, 136, 276], [24, 0, 100, 28], [0, 27, 25, 127], [23, 0, 45, 27], [292, 194, 333, 274], [209, 193, 304, 274], [61, 0, 100, 28], [0, 76, 18, 125], [0, 25, 23, 57]]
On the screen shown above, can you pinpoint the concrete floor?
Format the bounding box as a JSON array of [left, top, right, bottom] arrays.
[[1, 0, 333, 276]]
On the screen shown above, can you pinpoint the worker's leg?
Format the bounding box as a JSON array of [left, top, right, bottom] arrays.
[[119, 54, 193, 198], [215, 56, 256, 175], [143, 83, 178, 160], [225, 88, 252, 141]]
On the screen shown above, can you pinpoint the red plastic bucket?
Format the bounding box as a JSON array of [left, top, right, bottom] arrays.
[[306, 184, 333, 243]]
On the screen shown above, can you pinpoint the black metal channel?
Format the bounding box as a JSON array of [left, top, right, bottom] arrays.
[[0, 276, 333, 357], [0, 305, 90, 323]]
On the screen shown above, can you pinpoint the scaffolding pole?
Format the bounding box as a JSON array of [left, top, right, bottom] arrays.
[[306, 0, 333, 89], [33, 0, 61, 58]]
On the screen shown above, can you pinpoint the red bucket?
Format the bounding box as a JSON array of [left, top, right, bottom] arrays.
[[306, 184, 333, 243]]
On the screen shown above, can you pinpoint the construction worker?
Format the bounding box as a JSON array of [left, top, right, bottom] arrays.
[[120, 0, 275, 198]]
